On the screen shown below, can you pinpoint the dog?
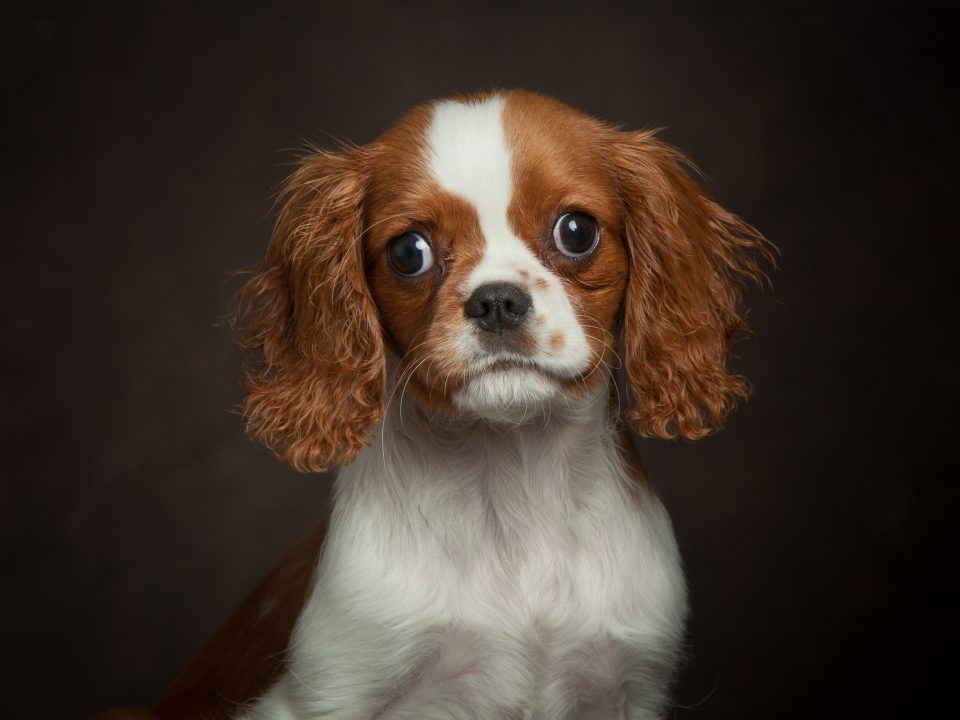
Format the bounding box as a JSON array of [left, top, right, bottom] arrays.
[[100, 89, 769, 720]]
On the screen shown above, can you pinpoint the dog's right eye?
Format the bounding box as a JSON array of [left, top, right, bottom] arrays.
[[552, 212, 600, 258], [387, 232, 434, 277]]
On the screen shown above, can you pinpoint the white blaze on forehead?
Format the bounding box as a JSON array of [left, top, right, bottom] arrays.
[[427, 95, 517, 284], [425, 95, 594, 403], [426, 95, 548, 288]]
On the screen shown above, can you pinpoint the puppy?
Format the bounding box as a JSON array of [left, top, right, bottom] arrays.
[[107, 89, 769, 720]]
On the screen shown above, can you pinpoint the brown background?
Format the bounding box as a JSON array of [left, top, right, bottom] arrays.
[[3, 1, 956, 718]]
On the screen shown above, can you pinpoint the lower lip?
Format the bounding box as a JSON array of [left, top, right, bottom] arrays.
[[487, 360, 537, 373]]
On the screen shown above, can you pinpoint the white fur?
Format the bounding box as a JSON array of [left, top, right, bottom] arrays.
[[426, 96, 593, 417], [240, 383, 686, 720]]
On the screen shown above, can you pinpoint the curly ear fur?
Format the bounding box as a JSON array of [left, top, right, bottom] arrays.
[[613, 131, 773, 440], [233, 148, 385, 472]]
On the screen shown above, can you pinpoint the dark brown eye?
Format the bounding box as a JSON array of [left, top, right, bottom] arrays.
[[552, 212, 599, 258], [387, 232, 434, 277]]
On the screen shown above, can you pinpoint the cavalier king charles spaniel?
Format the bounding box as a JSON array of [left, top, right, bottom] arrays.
[[102, 89, 770, 720]]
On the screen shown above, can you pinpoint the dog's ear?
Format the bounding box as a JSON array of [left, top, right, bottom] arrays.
[[233, 147, 385, 472], [611, 130, 772, 440]]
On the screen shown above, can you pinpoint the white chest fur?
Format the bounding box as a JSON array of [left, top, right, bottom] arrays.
[[242, 385, 687, 720]]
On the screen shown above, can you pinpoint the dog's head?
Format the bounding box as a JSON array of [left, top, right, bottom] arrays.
[[234, 90, 771, 472]]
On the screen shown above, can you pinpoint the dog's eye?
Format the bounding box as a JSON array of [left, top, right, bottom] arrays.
[[552, 212, 599, 258], [387, 232, 434, 277]]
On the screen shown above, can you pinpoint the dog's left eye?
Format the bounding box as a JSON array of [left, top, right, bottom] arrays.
[[552, 212, 600, 258], [387, 232, 434, 277]]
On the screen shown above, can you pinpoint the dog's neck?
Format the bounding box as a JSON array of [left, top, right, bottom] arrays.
[[330, 376, 636, 558]]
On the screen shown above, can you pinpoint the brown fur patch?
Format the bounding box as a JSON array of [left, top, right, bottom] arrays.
[[502, 91, 629, 398], [362, 103, 488, 413], [609, 130, 773, 439], [500, 90, 771, 436], [232, 148, 386, 473]]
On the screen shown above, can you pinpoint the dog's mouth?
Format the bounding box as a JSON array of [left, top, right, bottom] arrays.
[[487, 358, 538, 373], [470, 356, 563, 382], [451, 354, 566, 417]]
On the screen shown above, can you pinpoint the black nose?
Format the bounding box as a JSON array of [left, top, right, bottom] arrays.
[[464, 283, 532, 333]]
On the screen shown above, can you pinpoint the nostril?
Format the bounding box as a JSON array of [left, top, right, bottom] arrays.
[[464, 295, 491, 319], [503, 292, 531, 317]]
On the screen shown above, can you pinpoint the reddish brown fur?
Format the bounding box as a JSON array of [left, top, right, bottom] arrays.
[[609, 130, 772, 439], [233, 148, 387, 473], [362, 106, 487, 413], [501, 93, 630, 398], [502, 90, 771, 438]]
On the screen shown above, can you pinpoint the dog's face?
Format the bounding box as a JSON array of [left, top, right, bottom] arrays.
[[365, 94, 627, 419], [235, 90, 769, 472]]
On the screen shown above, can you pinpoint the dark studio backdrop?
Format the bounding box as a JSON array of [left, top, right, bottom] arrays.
[[3, 2, 957, 718]]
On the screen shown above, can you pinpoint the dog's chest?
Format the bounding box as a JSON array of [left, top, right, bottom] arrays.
[[276, 418, 685, 719], [447, 489, 633, 632], [337, 438, 651, 634]]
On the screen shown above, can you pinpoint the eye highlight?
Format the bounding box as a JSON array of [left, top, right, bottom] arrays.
[[552, 212, 600, 258], [387, 232, 435, 277]]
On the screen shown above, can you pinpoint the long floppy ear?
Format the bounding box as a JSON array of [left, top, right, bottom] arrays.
[[612, 130, 773, 440], [233, 147, 385, 472]]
